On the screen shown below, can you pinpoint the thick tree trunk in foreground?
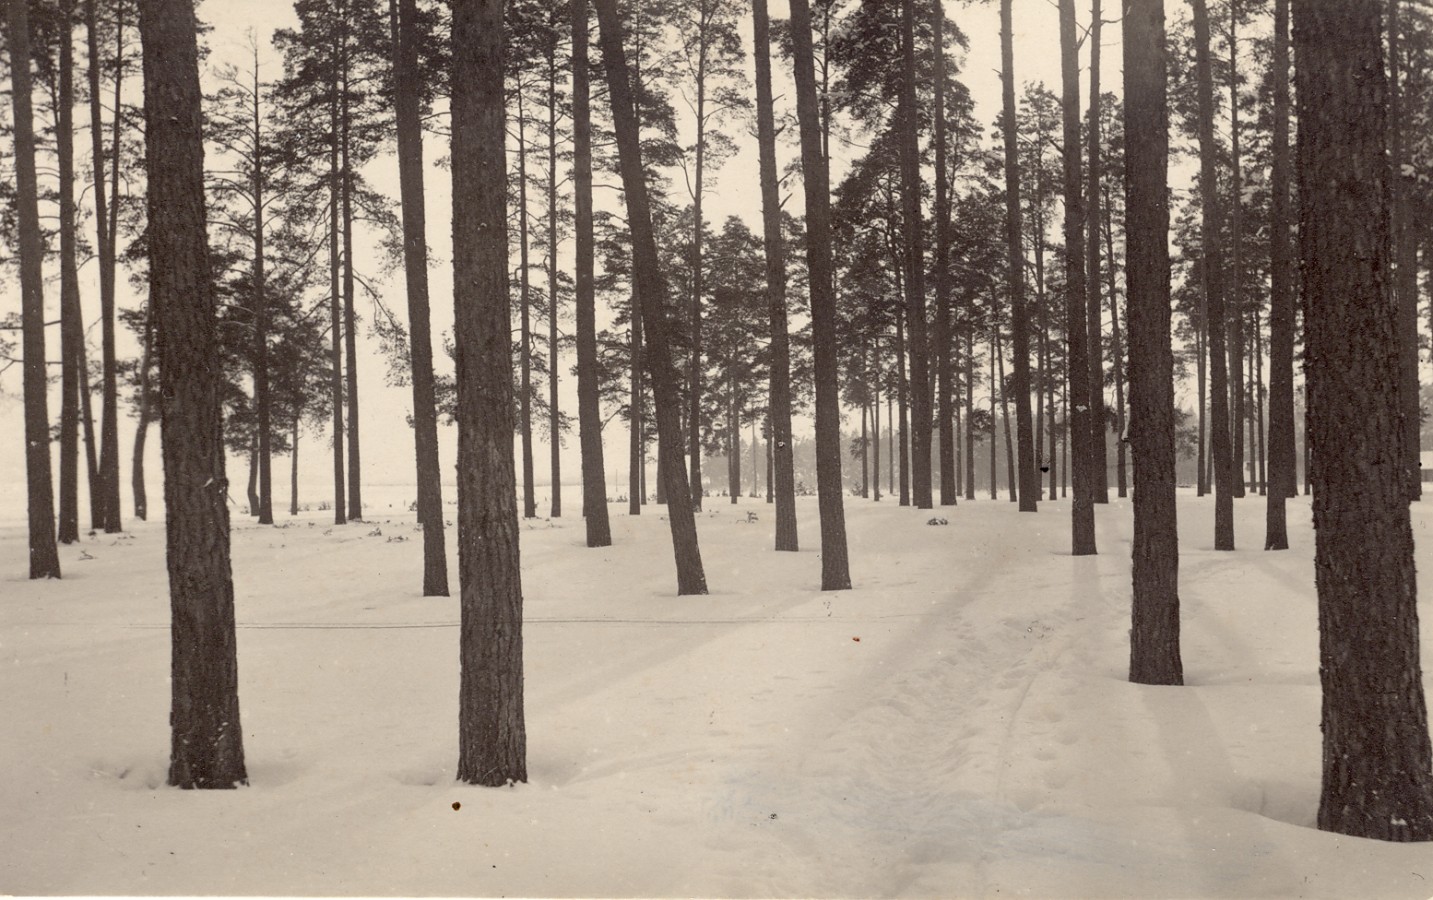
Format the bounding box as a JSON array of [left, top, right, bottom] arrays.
[[452, 0, 528, 785], [1060, 0, 1096, 555], [1124, 0, 1182, 686], [573, 0, 612, 548], [141, 0, 247, 787], [788, 0, 851, 590], [1296, 0, 1433, 841], [393, 0, 449, 594], [8, 0, 62, 580], [595, 0, 708, 595], [752, 0, 798, 550], [1389, 0, 1421, 502], [1193, 0, 1234, 550]]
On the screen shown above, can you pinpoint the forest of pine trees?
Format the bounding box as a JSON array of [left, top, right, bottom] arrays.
[[2, 0, 1432, 842]]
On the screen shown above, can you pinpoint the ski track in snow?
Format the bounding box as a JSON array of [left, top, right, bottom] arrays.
[[3, 491, 1433, 897]]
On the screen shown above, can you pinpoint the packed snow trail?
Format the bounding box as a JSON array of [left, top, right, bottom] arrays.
[[3, 490, 1432, 897]]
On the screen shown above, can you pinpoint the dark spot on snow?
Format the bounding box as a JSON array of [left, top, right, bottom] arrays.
[[769, 813, 778, 820], [852, 636, 861, 642], [452, 801, 461, 811]]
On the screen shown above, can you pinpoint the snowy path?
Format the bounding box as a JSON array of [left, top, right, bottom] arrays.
[[3, 492, 1433, 897]]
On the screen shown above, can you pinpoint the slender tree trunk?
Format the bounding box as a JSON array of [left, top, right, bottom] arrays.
[[965, 325, 976, 500], [1228, 4, 1246, 499], [1125, 0, 1182, 686], [753, 0, 797, 548], [1193, 0, 1234, 549], [1197, 321, 1208, 495], [8, 0, 61, 578], [131, 299, 154, 520], [897, 310, 910, 506], [452, 0, 527, 786], [328, 44, 346, 526], [899, 0, 931, 509], [246, 439, 260, 516], [1265, 0, 1295, 545], [990, 334, 997, 500], [341, 9, 363, 521], [57, 0, 83, 545], [290, 416, 300, 516], [630, 308, 643, 514], [1000, 0, 1037, 512], [998, 327, 1016, 502], [1060, 0, 1096, 555], [517, 88, 537, 519], [1254, 307, 1267, 494], [573, 0, 612, 547], [1086, 0, 1108, 504], [933, 0, 955, 507], [251, 52, 274, 526], [547, 36, 563, 518], [689, 42, 707, 515], [392, 0, 450, 591], [80, 346, 101, 529], [141, 0, 247, 786], [874, 343, 882, 501], [1295, 0, 1433, 840], [787, 0, 850, 590], [596, 0, 709, 594]]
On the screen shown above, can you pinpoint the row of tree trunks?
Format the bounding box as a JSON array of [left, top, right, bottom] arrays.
[[1085, 0, 1108, 505], [932, 0, 957, 509], [897, 0, 931, 510]]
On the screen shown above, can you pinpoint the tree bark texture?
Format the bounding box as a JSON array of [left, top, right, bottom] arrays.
[[1001, 0, 1037, 513], [452, 0, 528, 785], [898, 0, 932, 509]]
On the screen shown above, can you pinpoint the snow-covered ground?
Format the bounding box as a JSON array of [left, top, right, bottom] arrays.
[[3, 488, 1432, 897]]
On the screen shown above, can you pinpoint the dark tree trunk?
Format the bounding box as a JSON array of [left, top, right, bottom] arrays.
[[86, 0, 123, 534], [753, 0, 797, 549], [451, 0, 528, 786], [1295, 0, 1433, 840], [57, 0, 83, 546], [933, 0, 955, 507], [1086, 0, 1108, 504], [874, 340, 883, 501], [1124, 0, 1182, 686], [247, 439, 260, 517], [328, 50, 346, 526], [251, 53, 273, 526], [1060, 0, 1096, 555], [1228, 4, 1246, 500], [572, 0, 612, 548], [998, 328, 1016, 502], [788, 0, 851, 590], [80, 345, 101, 530], [290, 417, 300, 516], [1001, 0, 1037, 513], [989, 333, 997, 500], [595, 0, 708, 595], [688, 42, 707, 517], [1104, 188, 1128, 498], [8, 0, 61, 579], [141, 0, 247, 786], [1193, 0, 1235, 549], [965, 326, 976, 500], [393, 0, 450, 592], [897, 311, 910, 506], [341, 10, 363, 521], [131, 298, 154, 520], [1266, 0, 1294, 548], [629, 300, 644, 514], [898, 0, 931, 509], [547, 35, 563, 519]]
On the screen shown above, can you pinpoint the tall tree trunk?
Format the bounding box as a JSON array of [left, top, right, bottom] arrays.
[[572, 0, 612, 547], [753, 0, 797, 549], [392, 0, 450, 591], [1196, 321, 1208, 495], [140, 0, 247, 786], [595, 0, 709, 595], [328, 41, 347, 526], [1086, 0, 1108, 503], [1228, 3, 1246, 499], [965, 325, 976, 500], [452, 0, 528, 786], [899, 0, 932, 509], [873, 343, 882, 501], [1193, 0, 1234, 549], [1001, 0, 1037, 513], [897, 310, 910, 506], [547, 34, 562, 519], [689, 37, 707, 515], [1265, 0, 1294, 548], [8, 0, 61, 579], [86, 0, 123, 534], [630, 304, 644, 514], [517, 88, 537, 519], [933, 0, 955, 507], [251, 50, 274, 526], [341, 5, 363, 521], [787, 0, 851, 590], [57, 0, 83, 545], [1295, 0, 1433, 840], [1060, 0, 1096, 555], [998, 327, 1016, 502], [1124, 0, 1182, 686]]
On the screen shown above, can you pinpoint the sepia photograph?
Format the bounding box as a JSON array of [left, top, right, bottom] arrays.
[[2, 0, 1432, 896]]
